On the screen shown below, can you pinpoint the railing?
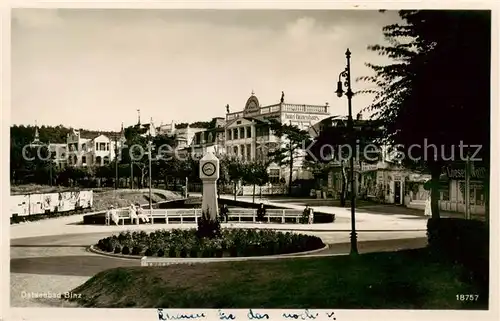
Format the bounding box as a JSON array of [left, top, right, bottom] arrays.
[[282, 104, 328, 114], [226, 103, 327, 122], [226, 112, 244, 121]]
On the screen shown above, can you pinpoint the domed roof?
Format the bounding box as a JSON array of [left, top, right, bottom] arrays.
[[244, 93, 260, 112]]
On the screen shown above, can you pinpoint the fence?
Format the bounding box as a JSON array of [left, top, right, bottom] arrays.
[[10, 190, 93, 217]]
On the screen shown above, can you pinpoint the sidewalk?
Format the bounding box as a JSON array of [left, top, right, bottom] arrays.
[[201, 193, 428, 230], [11, 194, 430, 240]]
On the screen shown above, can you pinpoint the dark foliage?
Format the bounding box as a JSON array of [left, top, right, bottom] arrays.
[[359, 10, 491, 218], [131, 246, 143, 256], [196, 211, 222, 239], [427, 218, 489, 294]]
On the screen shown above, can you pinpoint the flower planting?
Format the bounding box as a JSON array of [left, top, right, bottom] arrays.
[[95, 229, 325, 258]]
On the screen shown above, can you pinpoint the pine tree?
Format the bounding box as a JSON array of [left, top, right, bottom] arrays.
[[358, 10, 490, 218]]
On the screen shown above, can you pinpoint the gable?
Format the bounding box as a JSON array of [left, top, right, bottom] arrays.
[[93, 134, 110, 142], [226, 117, 254, 129]]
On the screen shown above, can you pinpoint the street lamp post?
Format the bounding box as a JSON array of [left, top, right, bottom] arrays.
[[148, 138, 153, 217], [114, 137, 119, 190], [335, 48, 359, 256]]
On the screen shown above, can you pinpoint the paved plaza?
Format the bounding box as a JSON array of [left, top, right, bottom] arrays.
[[10, 197, 429, 307]]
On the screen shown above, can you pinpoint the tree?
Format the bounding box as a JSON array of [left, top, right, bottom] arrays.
[[220, 155, 246, 200], [305, 117, 384, 205], [268, 120, 312, 196], [242, 161, 270, 203], [358, 10, 490, 218], [120, 125, 177, 189]]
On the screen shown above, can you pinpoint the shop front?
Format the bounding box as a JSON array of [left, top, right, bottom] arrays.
[[438, 165, 487, 215]]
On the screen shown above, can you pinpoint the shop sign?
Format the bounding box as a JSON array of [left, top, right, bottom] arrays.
[[283, 113, 321, 122], [446, 166, 486, 180]]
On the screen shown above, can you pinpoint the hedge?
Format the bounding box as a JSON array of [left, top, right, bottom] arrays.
[[427, 218, 489, 288]]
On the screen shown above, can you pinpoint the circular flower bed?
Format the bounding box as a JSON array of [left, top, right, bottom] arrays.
[[95, 229, 325, 258]]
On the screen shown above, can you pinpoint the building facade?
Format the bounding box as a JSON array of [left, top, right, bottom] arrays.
[[437, 165, 486, 215], [66, 128, 126, 167], [224, 92, 331, 185]]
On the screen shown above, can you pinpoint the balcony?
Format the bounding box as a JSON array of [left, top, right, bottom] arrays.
[[282, 104, 328, 114]]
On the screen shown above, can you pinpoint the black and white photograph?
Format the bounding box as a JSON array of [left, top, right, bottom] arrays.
[[4, 3, 497, 320]]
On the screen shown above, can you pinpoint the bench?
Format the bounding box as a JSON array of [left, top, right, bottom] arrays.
[[226, 208, 309, 224], [104, 209, 134, 225], [107, 209, 159, 225], [226, 209, 257, 222], [266, 209, 305, 223], [105, 207, 312, 225], [161, 209, 202, 224]]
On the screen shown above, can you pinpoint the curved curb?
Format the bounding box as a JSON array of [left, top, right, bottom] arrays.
[[88, 245, 143, 260], [88, 243, 329, 261]]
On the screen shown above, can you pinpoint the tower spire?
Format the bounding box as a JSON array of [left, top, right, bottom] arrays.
[[137, 109, 141, 125], [33, 120, 40, 144]]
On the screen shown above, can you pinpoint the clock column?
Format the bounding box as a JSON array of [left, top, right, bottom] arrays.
[[199, 152, 220, 221]]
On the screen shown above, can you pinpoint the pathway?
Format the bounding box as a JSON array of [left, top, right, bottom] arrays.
[[10, 197, 430, 307]]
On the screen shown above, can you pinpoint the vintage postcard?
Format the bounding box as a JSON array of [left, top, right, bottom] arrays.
[[3, 1, 498, 321]]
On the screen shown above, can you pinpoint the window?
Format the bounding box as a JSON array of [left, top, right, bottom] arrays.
[[269, 169, 280, 184], [233, 128, 239, 140], [81, 144, 86, 151], [240, 145, 245, 158], [246, 127, 252, 138], [247, 144, 251, 160], [106, 143, 110, 151], [240, 127, 245, 139], [474, 186, 484, 205], [257, 126, 269, 137], [227, 130, 232, 140], [233, 146, 238, 155], [95, 143, 99, 151], [82, 156, 87, 165], [96, 156, 102, 165]]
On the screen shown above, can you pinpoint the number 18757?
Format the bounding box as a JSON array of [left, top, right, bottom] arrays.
[[456, 294, 479, 301]]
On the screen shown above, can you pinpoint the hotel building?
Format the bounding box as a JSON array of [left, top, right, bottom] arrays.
[[224, 92, 331, 185]]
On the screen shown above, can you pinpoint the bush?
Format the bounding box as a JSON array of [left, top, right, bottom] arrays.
[[114, 245, 122, 254], [144, 248, 153, 256], [427, 218, 489, 288], [121, 246, 130, 255], [157, 249, 165, 257], [97, 239, 105, 251], [131, 246, 143, 256], [189, 246, 199, 258], [196, 211, 221, 239]]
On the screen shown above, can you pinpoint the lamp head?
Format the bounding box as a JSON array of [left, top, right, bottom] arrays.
[[336, 81, 344, 97]]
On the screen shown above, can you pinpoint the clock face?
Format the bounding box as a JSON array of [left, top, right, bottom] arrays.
[[202, 162, 216, 176]]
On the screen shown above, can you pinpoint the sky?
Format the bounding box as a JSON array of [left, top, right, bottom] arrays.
[[11, 9, 401, 131]]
